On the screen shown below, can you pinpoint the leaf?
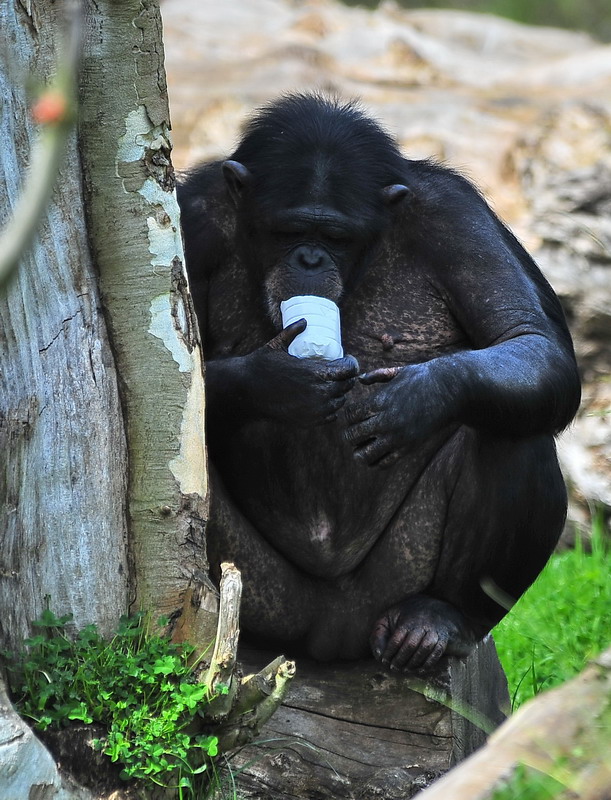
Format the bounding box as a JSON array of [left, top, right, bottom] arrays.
[[5, 609, 221, 791], [24, 635, 47, 648], [153, 655, 180, 675], [67, 702, 93, 724], [33, 609, 73, 628], [196, 734, 219, 757]]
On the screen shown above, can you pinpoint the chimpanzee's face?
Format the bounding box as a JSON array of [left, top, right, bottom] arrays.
[[256, 201, 371, 326], [224, 158, 391, 327]]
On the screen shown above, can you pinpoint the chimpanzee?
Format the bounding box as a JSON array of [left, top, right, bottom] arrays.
[[177, 94, 580, 674]]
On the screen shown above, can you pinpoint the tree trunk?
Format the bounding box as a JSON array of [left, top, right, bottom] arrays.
[[1, 0, 215, 654], [0, 0, 129, 649], [1, 0, 217, 794], [78, 0, 216, 644]]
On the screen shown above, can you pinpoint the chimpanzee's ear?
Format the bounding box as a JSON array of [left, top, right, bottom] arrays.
[[222, 160, 253, 207], [382, 184, 411, 206]]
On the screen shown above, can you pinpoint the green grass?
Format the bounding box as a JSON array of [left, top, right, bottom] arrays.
[[493, 515, 610, 709], [490, 764, 567, 800]]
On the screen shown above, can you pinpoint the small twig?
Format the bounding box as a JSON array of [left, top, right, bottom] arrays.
[[217, 658, 296, 751], [228, 655, 289, 719], [244, 658, 296, 730]]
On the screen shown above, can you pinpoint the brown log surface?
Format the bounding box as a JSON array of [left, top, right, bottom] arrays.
[[229, 636, 509, 799]]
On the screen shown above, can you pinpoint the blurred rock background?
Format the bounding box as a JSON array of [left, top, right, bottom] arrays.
[[161, 0, 611, 535]]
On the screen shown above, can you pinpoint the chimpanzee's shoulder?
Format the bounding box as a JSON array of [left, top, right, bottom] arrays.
[[401, 157, 486, 210], [177, 161, 236, 278], [177, 160, 228, 213]]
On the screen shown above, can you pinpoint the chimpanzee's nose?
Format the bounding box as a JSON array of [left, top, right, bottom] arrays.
[[295, 245, 324, 270]]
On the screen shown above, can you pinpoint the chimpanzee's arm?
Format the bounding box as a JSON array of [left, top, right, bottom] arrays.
[[408, 166, 581, 437]]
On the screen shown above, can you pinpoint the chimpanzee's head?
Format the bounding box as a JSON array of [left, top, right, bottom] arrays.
[[222, 94, 409, 326]]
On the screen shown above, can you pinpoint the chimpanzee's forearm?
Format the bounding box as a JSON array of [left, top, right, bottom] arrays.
[[431, 334, 581, 436]]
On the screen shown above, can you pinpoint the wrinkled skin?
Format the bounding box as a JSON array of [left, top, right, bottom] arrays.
[[178, 94, 581, 673]]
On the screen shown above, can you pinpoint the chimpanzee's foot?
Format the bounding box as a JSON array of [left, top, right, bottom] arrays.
[[370, 594, 479, 674]]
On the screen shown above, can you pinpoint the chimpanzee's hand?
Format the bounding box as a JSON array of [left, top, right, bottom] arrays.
[[343, 362, 452, 466], [248, 320, 359, 427]]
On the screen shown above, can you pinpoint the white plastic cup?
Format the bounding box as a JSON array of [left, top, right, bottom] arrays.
[[280, 295, 343, 360]]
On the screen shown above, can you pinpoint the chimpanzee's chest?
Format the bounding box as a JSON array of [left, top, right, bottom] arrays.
[[204, 249, 468, 365], [341, 250, 469, 371]]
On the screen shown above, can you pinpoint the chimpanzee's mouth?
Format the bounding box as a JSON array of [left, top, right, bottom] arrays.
[[263, 265, 343, 329]]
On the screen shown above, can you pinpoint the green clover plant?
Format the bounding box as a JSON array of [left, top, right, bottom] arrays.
[[3, 610, 220, 797]]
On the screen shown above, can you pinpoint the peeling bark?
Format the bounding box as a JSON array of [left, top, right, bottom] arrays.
[[1, 0, 217, 794], [78, 0, 216, 643]]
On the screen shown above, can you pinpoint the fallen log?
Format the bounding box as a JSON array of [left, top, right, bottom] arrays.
[[229, 635, 510, 799]]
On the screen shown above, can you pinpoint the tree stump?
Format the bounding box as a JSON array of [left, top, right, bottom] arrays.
[[230, 636, 509, 799]]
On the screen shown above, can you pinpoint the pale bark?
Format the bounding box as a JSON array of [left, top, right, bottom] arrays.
[[0, 0, 129, 648], [0, 0, 218, 794], [199, 564, 297, 753], [78, 0, 217, 645], [0, 674, 93, 800]]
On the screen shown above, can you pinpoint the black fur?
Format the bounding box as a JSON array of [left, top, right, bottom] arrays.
[[177, 94, 580, 673]]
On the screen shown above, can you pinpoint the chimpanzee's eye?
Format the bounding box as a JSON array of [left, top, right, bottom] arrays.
[[325, 228, 350, 243], [271, 226, 306, 239]]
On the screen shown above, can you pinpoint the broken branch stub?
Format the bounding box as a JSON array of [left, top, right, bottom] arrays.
[[202, 561, 242, 716], [196, 562, 295, 748]]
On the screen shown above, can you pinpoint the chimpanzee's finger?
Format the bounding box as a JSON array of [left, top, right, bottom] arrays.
[[267, 319, 307, 351], [359, 366, 402, 384], [342, 401, 375, 426], [344, 415, 378, 446], [353, 436, 392, 466], [401, 631, 439, 671], [416, 640, 447, 673], [329, 376, 357, 397], [323, 354, 359, 381], [371, 451, 401, 469], [319, 396, 347, 425], [370, 616, 393, 661], [388, 628, 428, 671]]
